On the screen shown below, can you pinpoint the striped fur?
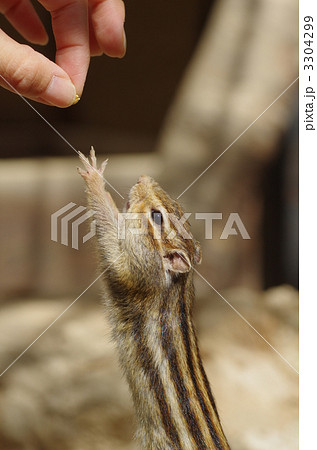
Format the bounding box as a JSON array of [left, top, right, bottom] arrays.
[[78, 149, 230, 449], [107, 274, 230, 449]]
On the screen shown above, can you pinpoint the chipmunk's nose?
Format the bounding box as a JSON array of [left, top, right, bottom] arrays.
[[137, 175, 151, 184]]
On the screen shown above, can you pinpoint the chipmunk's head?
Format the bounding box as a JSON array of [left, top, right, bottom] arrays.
[[122, 175, 201, 286]]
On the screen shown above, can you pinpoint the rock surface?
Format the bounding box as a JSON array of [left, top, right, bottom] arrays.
[[0, 284, 298, 449]]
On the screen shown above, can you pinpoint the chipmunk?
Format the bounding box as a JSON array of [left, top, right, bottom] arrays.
[[78, 147, 230, 450]]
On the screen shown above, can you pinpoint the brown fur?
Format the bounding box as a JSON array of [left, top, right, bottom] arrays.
[[78, 147, 230, 449]]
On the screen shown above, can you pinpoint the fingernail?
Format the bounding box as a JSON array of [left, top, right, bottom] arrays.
[[43, 75, 76, 107], [121, 28, 127, 57]]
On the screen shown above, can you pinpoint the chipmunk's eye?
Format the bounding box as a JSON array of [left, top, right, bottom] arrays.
[[151, 209, 163, 226]]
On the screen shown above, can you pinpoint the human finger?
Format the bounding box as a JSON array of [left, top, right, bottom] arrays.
[[39, 0, 90, 96], [0, 0, 48, 45], [89, 0, 126, 58], [0, 30, 77, 107], [88, 6, 102, 56]]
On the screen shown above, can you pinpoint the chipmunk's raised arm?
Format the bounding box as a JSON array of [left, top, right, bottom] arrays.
[[77, 147, 122, 269]]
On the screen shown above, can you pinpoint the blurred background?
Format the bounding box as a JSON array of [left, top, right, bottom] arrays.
[[0, 0, 298, 449]]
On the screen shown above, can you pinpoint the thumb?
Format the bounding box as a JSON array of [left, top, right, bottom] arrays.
[[0, 31, 77, 107]]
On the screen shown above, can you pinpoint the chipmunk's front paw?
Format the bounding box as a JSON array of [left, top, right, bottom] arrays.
[[77, 146, 108, 180]]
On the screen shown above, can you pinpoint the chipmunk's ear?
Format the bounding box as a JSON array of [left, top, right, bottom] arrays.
[[164, 250, 191, 273], [194, 241, 202, 265]]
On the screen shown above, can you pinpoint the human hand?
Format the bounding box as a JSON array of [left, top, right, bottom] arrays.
[[0, 0, 126, 107]]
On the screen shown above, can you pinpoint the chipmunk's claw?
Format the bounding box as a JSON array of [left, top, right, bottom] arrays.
[[78, 150, 89, 166], [100, 159, 108, 174], [77, 166, 86, 177], [77, 147, 108, 179], [89, 146, 97, 168]]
